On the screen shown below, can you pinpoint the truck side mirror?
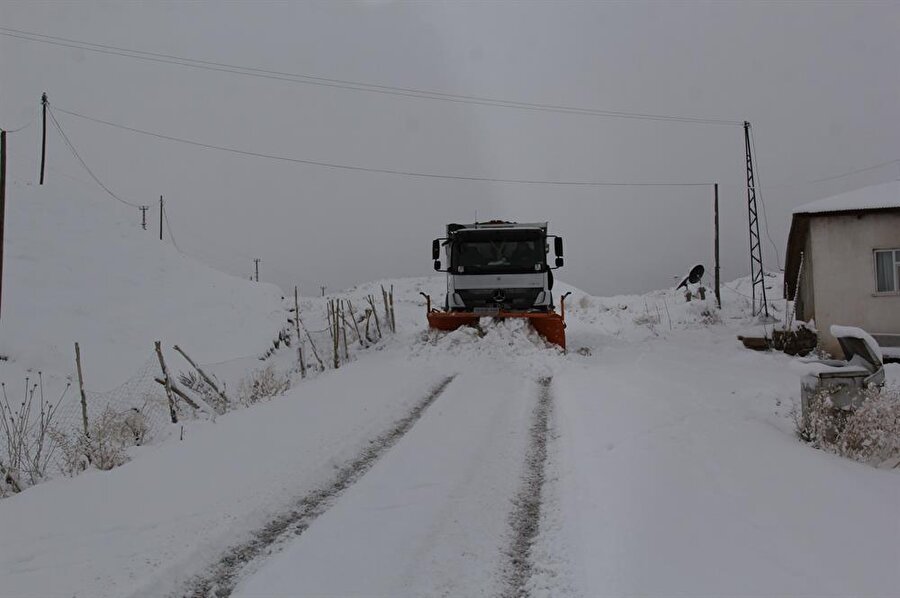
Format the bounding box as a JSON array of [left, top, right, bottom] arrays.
[[434, 260, 442, 271], [432, 239, 440, 260], [554, 237, 564, 257], [555, 257, 564, 268]]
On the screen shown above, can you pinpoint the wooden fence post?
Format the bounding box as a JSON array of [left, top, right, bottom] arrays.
[[74, 342, 89, 437], [389, 285, 396, 333], [297, 312, 324, 371], [331, 300, 340, 369], [154, 341, 178, 423], [367, 295, 381, 338], [294, 287, 306, 378], [173, 344, 229, 410], [347, 300, 365, 347], [340, 300, 350, 361]]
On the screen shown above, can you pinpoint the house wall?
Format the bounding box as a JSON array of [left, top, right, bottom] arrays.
[[809, 211, 900, 356], [796, 232, 815, 321]]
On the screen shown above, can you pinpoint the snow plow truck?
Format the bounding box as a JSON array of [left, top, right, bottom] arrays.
[[425, 221, 570, 350]]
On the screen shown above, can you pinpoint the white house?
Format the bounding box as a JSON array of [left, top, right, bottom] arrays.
[[784, 180, 900, 357]]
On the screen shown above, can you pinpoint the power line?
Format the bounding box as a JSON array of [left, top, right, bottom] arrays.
[[752, 158, 900, 190], [47, 108, 142, 208], [52, 106, 715, 187], [805, 158, 900, 185], [0, 27, 742, 126], [748, 123, 781, 269], [162, 199, 182, 252], [0, 109, 36, 133]]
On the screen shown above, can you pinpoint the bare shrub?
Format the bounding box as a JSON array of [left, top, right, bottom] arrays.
[[179, 370, 228, 414], [0, 376, 70, 492], [633, 310, 660, 335], [796, 385, 900, 466], [51, 405, 150, 476], [697, 307, 722, 326], [237, 365, 290, 406], [840, 386, 900, 464]]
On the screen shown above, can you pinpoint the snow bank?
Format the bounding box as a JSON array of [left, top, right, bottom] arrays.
[[411, 317, 563, 378], [0, 180, 286, 391]]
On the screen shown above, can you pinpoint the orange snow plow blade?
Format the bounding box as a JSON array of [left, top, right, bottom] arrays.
[[422, 294, 569, 351]]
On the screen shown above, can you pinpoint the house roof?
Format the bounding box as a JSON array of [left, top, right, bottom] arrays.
[[784, 180, 900, 299], [793, 179, 900, 215]]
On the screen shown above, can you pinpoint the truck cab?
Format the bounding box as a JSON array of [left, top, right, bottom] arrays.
[[432, 221, 564, 313]]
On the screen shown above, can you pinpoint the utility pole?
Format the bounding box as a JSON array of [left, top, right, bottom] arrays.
[[0, 129, 6, 319], [253, 258, 261, 282], [320, 286, 326, 297], [714, 183, 721, 309], [140, 205, 148, 230], [39, 92, 47, 185], [159, 195, 164, 241]]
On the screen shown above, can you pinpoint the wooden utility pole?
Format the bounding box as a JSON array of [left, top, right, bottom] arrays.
[[714, 183, 721, 309], [140, 205, 148, 230], [39, 93, 47, 185], [0, 130, 5, 319], [320, 286, 326, 297], [253, 258, 261, 282], [159, 196, 164, 241]]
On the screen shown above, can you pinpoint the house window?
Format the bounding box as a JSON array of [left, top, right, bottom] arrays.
[[875, 249, 900, 293]]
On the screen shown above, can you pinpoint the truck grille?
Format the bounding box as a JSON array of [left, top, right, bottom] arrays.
[[454, 288, 544, 311]]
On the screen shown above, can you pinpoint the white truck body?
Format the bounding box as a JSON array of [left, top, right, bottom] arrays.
[[434, 221, 562, 312]]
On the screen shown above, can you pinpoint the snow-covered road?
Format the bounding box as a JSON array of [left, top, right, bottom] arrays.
[[544, 331, 900, 597], [235, 372, 545, 597], [1, 278, 898, 597]]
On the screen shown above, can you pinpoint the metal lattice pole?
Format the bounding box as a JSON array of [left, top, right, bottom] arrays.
[[744, 121, 769, 317]]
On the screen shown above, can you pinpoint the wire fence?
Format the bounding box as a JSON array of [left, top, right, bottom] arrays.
[[53, 355, 175, 436]]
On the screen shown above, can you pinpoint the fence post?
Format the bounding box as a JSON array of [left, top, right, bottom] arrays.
[[294, 287, 306, 377], [173, 344, 229, 408], [154, 341, 178, 423], [74, 342, 89, 437], [347, 300, 365, 347]]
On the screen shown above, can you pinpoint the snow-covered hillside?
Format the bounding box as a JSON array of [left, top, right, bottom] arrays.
[[0, 179, 286, 391], [0, 220, 897, 597]]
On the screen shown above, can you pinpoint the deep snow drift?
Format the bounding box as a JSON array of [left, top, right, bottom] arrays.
[[0, 179, 286, 436], [1, 198, 898, 597], [0, 180, 285, 388]]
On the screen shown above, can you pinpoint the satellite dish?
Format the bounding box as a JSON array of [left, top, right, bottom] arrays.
[[676, 264, 705, 290]]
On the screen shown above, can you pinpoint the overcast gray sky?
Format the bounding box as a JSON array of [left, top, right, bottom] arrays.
[[2, 1, 899, 296]]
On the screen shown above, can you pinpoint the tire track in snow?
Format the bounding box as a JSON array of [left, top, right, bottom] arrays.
[[501, 376, 553, 598], [181, 374, 457, 598]]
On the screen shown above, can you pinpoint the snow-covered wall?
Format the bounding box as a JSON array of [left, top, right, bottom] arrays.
[[809, 211, 900, 354]]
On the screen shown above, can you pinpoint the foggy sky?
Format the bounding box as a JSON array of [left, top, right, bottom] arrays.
[[2, 1, 899, 297]]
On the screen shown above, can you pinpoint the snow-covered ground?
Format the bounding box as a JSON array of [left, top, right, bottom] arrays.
[[1, 184, 898, 596], [0, 179, 286, 391]]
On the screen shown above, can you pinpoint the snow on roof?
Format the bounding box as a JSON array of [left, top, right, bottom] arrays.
[[793, 180, 900, 215]]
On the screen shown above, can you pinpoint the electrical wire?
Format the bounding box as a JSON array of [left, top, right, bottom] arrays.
[[47, 107, 142, 208], [804, 158, 900, 185], [52, 106, 716, 187], [0, 111, 36, 133], [162, 200, 182, 253], [748, 123, 782, 270], [0, 27, 743, 126]]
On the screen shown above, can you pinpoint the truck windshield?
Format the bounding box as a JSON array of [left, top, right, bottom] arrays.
[[451, 231, 545, 273]]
